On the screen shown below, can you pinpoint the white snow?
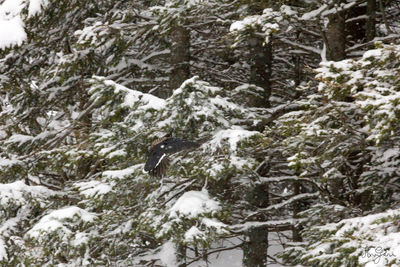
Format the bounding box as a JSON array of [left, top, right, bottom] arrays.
[[231, 155, 253, 169], [0, 0, 48, 49], [207, 126, 260, 152], [300, 4, 327, 20], [321, 42, 327, 62], [210, 95, 243, 111], [280, 5, 297, 16], [182, 218, 228, 244], [5, 134, 33, 145], [102, 165, 139, 179], [202, 217, 227, 229], [231, 219, 295, 232], [0, 16, 26, 49], [107, 149, 127, 158], [184, 226, 205, 242], [0, 157, 20, 167], [185, 0, 209, 8], [74, 21, 103, 45], [0, 180, 57, 207], [74, 180, 112, 198], [104, 78, 165, 110], [97, 145, 127, 159], [230, 9, 280, 33], [26, 206, 96, 239], [0, 0, 25, 18], [230, 8, 280, 44], [0, 238, 7, 261], [312, 209, 400, 266], [169, 189, 220, 218], [93, 76, 166, 111], [230, 16, 260, 32], [123, 87, 166, 111], [158, 241, 178, 267], [172, 76, 221, 96], [98, 145, 117, 156], [233, 84, 264, 94], [28, 0, 48, 17], [362, 48, 383, 60], [316, 44, 400, 143], [70, 232, 90, 247]]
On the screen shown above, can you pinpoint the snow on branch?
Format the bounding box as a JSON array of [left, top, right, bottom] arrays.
[[169, 189, 220, 219], [26, 206, 96, 240], [0, 0, 48, 49], [206, 126, 260, 153], [301, 209, 400, 266], [0, 239, 6, 261], [230, 219, 300, 233], [254, 193, 319, 213], [0, 180, 57, 207], [90, 76, 166, 111], [230, 8, 281, 46], [280, 38, 321, 56], [74, 180, 112, 198], [0, 16, 26, 49]]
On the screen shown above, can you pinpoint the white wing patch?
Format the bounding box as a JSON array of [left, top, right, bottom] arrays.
[[154, 153, 166, 169]]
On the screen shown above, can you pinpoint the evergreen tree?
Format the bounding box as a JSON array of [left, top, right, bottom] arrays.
[[277, 42, 400, 266]]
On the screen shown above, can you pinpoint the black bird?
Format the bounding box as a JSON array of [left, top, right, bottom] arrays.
[[144, 133, 200, 177]]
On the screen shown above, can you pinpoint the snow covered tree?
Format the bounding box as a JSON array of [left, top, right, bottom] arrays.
[[229, 7, 282, 107], [274, 43, 400, 266], [227, 1, 400, 264]]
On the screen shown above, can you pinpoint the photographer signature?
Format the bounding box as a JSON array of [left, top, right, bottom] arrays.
[[361, 246, 396, 264]]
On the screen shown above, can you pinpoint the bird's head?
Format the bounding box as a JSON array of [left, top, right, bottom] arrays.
[[149, 130, 173, 151]]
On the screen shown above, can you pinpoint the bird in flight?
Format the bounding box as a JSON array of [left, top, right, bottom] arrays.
[[144, 133, 200, 177]]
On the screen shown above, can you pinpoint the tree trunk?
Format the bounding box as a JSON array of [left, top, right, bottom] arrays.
[[177, 244, 187, 267], [292, 181, 302, 242], [75, 83, 92, 180], [248, 36, 272, 107], [366, 0, 376, 41], [325, 11, 346, 61], [243, 183, 269, 267], [169, 25, 190, 97], [243, 227, 269, 267]]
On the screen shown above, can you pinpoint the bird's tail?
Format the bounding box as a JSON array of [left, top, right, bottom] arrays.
[[179, 140, 201, 150]]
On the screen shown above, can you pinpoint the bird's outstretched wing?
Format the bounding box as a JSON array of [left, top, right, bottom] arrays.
[[144, 137, 200, 177], [152, 138, 200, 154], [144, 151, 171, 177]]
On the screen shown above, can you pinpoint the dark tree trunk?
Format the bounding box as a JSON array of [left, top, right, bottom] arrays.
[[243, 227, 269, 267], [292, 54, 303, 99], [248, 36, 272, 107], [177, 244, 187, 267], [169, 25, 190, 96], [292, 181, 302, 242], [325, 11, 346, 61], [366, 0, 376, 41], [243, 183, 269, 267], [75, 83, 93, 180]]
